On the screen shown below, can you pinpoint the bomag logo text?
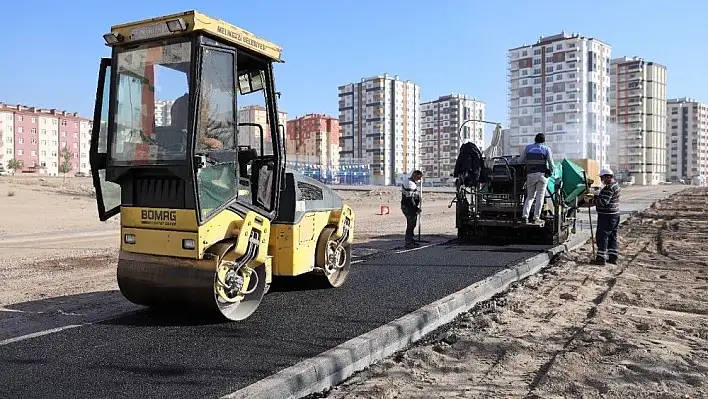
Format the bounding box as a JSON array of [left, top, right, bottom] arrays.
[[140, 210, 178, 227]]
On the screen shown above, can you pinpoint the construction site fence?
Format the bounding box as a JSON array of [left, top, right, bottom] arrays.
[[285, 159, 371, 185]]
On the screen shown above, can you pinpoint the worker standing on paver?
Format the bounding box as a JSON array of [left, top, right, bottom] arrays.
[[519, 133, 555, 225], [593, 168, 621, 265], [401, 170, 423, 249]]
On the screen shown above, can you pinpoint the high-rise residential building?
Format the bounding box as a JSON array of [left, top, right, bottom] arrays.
[[420, 94, 485, 182], [666, 98, 708, 183], [338, 74, 421, 186], [237, 105, 287, 155], [507, 32, 612, 165], [285, 113, 340, 169], [0, 103, 91, 175], [154, 100, 174, 126], [609, 56, 667, 185]]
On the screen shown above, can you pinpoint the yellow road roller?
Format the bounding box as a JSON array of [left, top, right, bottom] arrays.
[[88, 10, 355, 321]]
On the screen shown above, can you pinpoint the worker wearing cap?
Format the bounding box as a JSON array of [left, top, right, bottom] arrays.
[[593, 168, 621, 265], [519, 133, 555, 225], [401, 170, 423, 249]]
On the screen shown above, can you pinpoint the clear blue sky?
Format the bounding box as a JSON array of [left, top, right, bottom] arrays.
[[0, 0, 706, 143]]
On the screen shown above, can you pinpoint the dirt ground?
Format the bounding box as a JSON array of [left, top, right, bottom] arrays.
[[0, 175, 453, 237], [321, 187, 708, 399], [0, 175, 458, 306]]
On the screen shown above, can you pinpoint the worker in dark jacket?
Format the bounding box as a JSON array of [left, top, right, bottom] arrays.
[[401, 170, 423, 248], [593, 168, 621, 265]]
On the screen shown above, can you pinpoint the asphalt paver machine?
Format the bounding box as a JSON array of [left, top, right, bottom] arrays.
[[88, 10, 355, 321], [451, 124, 591, 245]]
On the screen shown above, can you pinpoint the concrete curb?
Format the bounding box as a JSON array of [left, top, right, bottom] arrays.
[[223, 230, 594, 399]]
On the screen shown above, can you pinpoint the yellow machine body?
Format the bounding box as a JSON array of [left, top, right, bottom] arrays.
[[88, 10, 356, 321], [270, 205, 355, 276]]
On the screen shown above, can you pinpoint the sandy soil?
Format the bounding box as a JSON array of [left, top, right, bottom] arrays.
[[0, 175, 459, 306], [320, 187, 708, 399], [0, 175, 454, 237]]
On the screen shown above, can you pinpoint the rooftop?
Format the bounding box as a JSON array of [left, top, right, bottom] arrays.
[[0, 102, 89, 119], [509, 31, 610, 51]]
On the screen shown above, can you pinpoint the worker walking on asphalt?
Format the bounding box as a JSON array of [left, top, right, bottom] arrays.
[[593, 168, 621, 265], [519, 133, 555, 225], [401, 170, 423, 249]]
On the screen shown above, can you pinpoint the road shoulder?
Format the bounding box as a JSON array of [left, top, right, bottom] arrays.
[[320, 187, 708, 399]]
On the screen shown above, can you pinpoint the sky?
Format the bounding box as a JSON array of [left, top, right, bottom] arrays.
[[1, 0, 707, 145]]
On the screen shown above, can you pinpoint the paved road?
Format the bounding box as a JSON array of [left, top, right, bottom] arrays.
[[0, 186, 686, 399]]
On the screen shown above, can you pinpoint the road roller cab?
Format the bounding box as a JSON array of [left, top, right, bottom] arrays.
[[88, 10, 355, 321]]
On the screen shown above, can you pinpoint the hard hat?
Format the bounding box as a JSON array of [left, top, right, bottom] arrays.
[[599, 167, 614, 177]]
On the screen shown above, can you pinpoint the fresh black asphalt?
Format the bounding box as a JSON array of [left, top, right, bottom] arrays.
[[0, 239, 552, 399]]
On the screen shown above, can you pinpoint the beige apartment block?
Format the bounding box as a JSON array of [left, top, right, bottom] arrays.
[[609, 56, 667, 185], [667, 98, 708, 184], [507, 32, 612, 165], [338, 74, 421, 186], [420, 94, 485, 183]]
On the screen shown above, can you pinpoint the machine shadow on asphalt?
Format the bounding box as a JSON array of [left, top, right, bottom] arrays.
[[99, 308, 235, 327]]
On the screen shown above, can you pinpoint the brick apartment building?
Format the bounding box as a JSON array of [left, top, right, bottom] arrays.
[[0, 103, 91, 175], [286, 113, 341, 170]]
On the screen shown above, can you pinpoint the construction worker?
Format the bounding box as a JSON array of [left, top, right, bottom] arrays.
[[519, 133, 555, 225], [401, 170, 423, 249], [593, 168, 621, 265]]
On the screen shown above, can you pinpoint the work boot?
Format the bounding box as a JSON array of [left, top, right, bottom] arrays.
[[404, 242, 420, 249], [593, 256, 606, 265], [608, 256, 618, 265]]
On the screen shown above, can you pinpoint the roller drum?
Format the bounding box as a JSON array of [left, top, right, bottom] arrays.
[[116, 251, 267, 321]]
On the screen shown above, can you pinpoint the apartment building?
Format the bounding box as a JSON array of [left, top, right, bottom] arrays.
[[666, 98, 708, 183], [507, 32, 612, 165], [0, 103, 91, 175], [237, 105, 288, 155], [420, 94, 485, 182], [609, 57, 667, 185], [154, 100, 175, 126], [338, 74, 421, 186], [285, 113, 340, 169]]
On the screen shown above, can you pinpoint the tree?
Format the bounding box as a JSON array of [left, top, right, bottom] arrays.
[[58, 148, 73, 184], [6, 158, 23, 175]]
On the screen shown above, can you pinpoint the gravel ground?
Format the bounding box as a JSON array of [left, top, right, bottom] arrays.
[[320, 187, 708, 399]]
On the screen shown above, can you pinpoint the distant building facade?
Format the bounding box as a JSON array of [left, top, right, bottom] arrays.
[[0, 103, 91, 175]]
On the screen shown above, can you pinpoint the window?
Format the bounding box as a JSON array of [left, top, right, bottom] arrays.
[[195, 47, 238, 219]]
